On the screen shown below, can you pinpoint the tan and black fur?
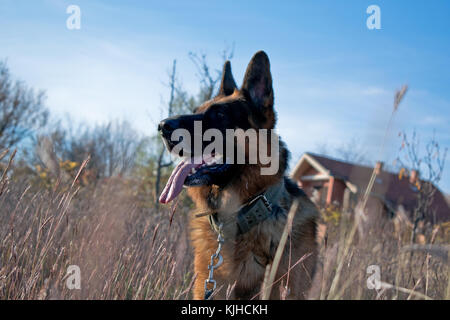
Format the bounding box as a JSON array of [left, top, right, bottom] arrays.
[[159, 51, 319, 299]]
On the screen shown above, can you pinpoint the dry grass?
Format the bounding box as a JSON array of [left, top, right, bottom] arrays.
[[309, 209, 449, 300], [0, 150, 448, 300], [0, 152, 194, 299]]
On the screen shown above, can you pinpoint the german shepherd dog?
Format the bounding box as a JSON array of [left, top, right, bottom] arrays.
[[158, 51, 318, 299]]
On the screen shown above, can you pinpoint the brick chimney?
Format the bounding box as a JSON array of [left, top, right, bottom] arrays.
[[409, 169, 419, 184], [375, 161, 384, 175]]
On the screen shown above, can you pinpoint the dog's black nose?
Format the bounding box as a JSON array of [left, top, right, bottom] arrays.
[[158, 119, 178, 133]]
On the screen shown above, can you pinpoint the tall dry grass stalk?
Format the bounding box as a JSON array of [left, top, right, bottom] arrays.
[[362, 84, 408, 210], [261, 200, 299, 300], [326, 84, 410, 299]]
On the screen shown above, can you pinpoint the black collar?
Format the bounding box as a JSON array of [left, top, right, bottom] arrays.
[[209, 180, 286, 235]]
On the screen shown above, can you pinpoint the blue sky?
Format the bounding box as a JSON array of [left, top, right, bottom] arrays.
[[0, 0, 449, 192]]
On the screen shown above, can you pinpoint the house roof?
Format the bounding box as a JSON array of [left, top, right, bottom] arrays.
[[293, 152, 450, 223]]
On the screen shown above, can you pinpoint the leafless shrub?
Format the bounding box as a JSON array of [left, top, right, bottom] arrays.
[[0, 61, 48, 150], [38, 119, 142, 181], [396, 130, 448, 241]]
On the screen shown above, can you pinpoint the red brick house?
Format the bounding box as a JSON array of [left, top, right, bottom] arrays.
[[291, 153, 450, 224]]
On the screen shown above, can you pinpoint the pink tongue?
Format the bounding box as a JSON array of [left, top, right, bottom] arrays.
[[159, 158, 202, 204]]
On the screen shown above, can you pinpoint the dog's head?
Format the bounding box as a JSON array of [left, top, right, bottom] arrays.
[[158, 51, 283, 204]]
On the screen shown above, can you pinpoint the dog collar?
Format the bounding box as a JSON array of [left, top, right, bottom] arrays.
[[209, 180, 286, 235]]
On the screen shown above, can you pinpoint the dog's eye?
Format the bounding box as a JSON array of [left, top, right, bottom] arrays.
[[217, 111, 225, 118]]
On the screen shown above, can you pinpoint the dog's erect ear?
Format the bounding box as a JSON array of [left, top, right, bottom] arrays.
[[241, 51, 275, 128], [218, 60, 237, 96]]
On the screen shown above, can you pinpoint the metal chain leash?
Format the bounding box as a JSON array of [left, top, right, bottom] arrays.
[[204, 222, 224, 300]]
